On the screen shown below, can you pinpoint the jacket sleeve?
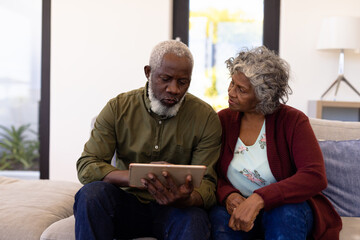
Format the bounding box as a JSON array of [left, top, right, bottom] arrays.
[[76, 100, 118, 184], [217, 176, 241, 205], [190, 110, 222, 209]]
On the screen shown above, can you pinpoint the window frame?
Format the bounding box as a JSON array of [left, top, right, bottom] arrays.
[[172, 0, 280, 53], [40, 0, 50, 179]]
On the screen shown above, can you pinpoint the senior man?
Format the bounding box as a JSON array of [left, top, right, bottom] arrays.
[[73, 40, 222, 240]]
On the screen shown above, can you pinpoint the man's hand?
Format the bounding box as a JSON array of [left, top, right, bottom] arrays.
[[225, 192, 246, 214], [141, 171, 202, 207], [228, 193, 264, 232]]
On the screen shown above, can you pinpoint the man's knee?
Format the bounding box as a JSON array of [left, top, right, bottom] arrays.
[[76, 181, 110, 200], [74, 181, 121, 212], [164, 207, 210, 240], [176, 207, 211, 235], [182, 207, 209, 223]]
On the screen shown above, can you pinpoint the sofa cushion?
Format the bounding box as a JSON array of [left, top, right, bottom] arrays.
[[41, 215, 157, 240], [309, 118, 360, 141], [40, 215, 75, 240], [0, 176, 82, 240], [319, 139, 360, 217]]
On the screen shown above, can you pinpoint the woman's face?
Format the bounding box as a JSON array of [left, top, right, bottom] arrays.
[[228, 71, 259, 113]]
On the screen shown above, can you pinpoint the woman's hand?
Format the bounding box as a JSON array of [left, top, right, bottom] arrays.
[[225, 192, 246, 214], [228, 193, 264, 232]]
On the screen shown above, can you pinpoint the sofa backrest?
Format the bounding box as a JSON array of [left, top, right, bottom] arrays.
[[309, 118, 360, 141], [309, 117, 360, 217]]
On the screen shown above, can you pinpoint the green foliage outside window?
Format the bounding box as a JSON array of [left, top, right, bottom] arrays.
[[0, 124, 39, 170]]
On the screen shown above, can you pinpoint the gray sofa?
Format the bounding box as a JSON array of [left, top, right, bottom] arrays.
[[308, 118, 360, 240], [0, 117, 359, 240]]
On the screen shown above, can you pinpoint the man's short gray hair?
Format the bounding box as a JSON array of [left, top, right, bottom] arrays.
[[226, 46, 292, 115], [149, 40, 194, 72]]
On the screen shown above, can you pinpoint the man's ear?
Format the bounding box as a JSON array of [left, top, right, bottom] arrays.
[[144, 65, 151, 80]]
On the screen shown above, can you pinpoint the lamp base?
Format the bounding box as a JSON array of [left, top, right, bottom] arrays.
[[321, 75, 360, 99]]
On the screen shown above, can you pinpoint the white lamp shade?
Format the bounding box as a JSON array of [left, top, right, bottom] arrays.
[[317, 16, 360, 50]]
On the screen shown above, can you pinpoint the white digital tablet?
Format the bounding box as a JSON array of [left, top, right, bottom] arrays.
[[129, 163, 207, 188]]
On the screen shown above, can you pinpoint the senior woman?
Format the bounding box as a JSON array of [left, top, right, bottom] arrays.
[[209, 46, 342, 240]]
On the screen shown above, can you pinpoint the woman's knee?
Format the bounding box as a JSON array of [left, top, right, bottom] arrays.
[[263, 202, 313, 239], [209, 205, 232, 233], [209, 205, 229, 225], [264, 202, 313, 222]]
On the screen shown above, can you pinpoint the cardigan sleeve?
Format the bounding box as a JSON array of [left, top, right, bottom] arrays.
[[217, 176, 241, 204], [216, 109, 242, 204]]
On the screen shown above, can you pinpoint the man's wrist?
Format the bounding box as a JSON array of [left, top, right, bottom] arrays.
[[185, 190, 203, 207], [103, 170, 129, 187], [174, 190, 203, 208]]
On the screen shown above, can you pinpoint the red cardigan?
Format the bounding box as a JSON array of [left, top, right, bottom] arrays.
[[216, 105, 342, 240]]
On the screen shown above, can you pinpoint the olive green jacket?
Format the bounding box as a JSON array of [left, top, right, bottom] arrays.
[[77, 85, 222, 209]]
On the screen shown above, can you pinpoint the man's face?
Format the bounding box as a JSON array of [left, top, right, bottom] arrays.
[[145, 53, 192, 117]]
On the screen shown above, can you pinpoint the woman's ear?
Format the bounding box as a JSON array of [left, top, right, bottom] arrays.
[[144, 65, 151, 80]]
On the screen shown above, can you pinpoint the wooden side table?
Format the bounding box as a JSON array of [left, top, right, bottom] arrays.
[[308, 101, 360, 121]]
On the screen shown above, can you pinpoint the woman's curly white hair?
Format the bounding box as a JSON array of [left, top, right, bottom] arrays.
[[226, 46, 292, 115]]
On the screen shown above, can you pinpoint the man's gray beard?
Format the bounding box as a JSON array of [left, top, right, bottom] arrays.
[[148, 80, 186, 118]]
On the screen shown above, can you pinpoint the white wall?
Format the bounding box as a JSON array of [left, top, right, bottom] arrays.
[[50, 0, 172, 181], [50, 0, 360, 182], [280, 0, 360, 114]]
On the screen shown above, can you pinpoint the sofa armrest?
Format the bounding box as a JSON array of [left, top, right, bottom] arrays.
[[0, 176, 82, 240], [340, 217, 360, 240]]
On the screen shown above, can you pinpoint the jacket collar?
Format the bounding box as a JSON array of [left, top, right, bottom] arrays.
[[144, 82, 152, 113]]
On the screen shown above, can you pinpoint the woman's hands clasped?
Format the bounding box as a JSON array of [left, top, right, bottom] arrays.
[[226, 192, 246, 214], [226, 192, 265, 232]]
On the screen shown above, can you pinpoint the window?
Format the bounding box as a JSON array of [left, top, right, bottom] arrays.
[[0, 0, 42, 179], [173, 0, 280, 110]]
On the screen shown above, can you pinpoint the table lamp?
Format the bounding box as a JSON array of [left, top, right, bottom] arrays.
[[317, 16, 360, 99]]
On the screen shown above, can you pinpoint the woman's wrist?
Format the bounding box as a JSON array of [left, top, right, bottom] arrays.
[[249, 193, 265, 209]]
